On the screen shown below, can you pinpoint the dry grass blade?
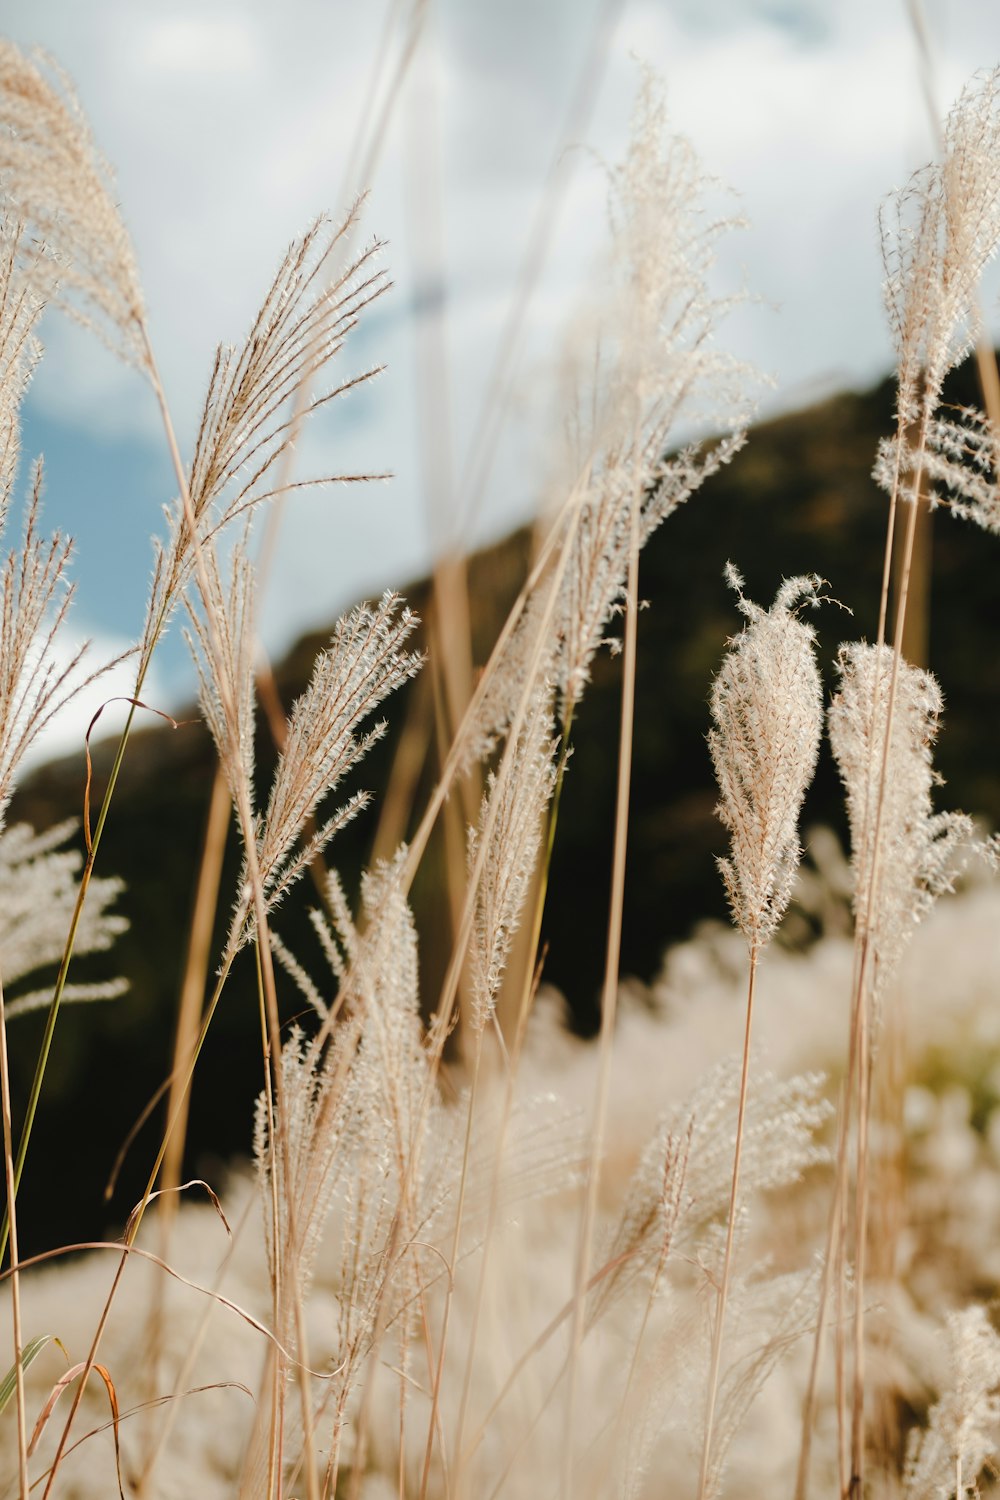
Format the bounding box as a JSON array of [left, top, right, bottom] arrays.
[[122, 1179, 232, 1245], [82, 697, 188, 854], [28, 1359, 124, 1498]]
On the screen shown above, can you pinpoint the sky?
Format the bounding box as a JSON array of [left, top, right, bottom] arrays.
[[6, 0, 1000, 761]]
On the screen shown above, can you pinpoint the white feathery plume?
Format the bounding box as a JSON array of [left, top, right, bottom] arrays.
[[186, 538, 258, 836], [709, 567, 824, 955], [0, 40, 147, 368], [881, 68, 1000, 430], [0, 820, 126, 1009], [828, 642, 972, 1011], [467, 681, 559, 1034], [259, 849, 460, 1475], [903, 1305, 1000, 1499], [551, 65, 755, 717], [0, 221, 106, 824], [0, 464, 103, 826], [701, 568, 823, 1500], [873, 403, 1000, 533], [0, 219, 42, 530], [254, 592, 422, 919], [876, 69, 1000, 526], [140, 211, 391, 676], [468, 68, 756, 758]]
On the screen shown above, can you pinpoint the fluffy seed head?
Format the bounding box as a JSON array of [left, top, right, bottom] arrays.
[[904, 1305, 1000, 1498], [709, 567, 824, 952], [828, 642, 972, 1008], [0, 40, 147, 367]]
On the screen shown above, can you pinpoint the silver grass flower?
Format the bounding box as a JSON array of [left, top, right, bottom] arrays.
[[467, 681, 558, 1033], [464, 585, 557, 770], [875, 69, 1000, 528], [588, 1122, 690, 1328], [550, 68, 754, 716], [0, 820, 126, 1008], [253, 1024, 345, 1310], [186, 539, 257, 831], [872, 404, 1000, 536], [0, 222, 105, 822], [679, 1057, 832, 1234], [187, 560, 421, 950], [0, 466, 101, 824], [254, 591, 422, 917], [881, 68, 1000, 430], [592, 1060, 829, 1500], [709, 568, 824, 954], [589, 1059, 830, 1333], [0, 220, 42, 528], [904, 1305, 1000, 1498], [258, 851, 460, 1457], [140, 211, 390, 676], [0, 40, 147, 368], [828, 642, 972, 1006], [468, 69, 755, 757]]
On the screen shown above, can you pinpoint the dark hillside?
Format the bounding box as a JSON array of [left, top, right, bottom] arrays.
[[9, 358, 1000, 1251]]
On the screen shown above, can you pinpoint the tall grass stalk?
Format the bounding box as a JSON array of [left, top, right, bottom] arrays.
[[0, 969, 27, 1498], [700, 572, 823, 1498], [561, 464, 640, 1499]]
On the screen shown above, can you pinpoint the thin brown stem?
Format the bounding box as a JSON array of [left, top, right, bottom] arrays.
[[847, 420, 926, 1497], [448, 707, 575, 1493], [138, 764, 233, 1484], [418, 1043, 479, 1500], [0, 964, 28, 1498], [697, 946, 760, 1500], [560, 478, 640, 1497], [793, 1082, 849, 1500]]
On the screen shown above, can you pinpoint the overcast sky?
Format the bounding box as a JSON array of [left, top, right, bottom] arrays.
[[7, 0, 1000, 758]]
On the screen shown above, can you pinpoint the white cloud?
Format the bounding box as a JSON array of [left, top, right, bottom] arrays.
[[138, 14, 263, 76], [8, 0, 1000, 673]]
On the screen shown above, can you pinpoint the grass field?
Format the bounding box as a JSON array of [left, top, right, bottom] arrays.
[[1, 29, 1000, 1500]]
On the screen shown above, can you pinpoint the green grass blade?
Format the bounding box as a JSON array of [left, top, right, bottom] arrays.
[[0, 1333, 61, 1414]]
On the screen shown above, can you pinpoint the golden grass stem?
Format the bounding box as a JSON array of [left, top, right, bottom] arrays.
[[418, 1042, 479, 1500], [448, 704, 574, 1493], [846, 415, 926, 1495], [161, 766, 231, 1204], [0, 965, 28, 1498], [793, 1081, 849, 1500], [368, 666, 434, 868], [254, 945, 286, 1500], [560, 482, 640, 1498]]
